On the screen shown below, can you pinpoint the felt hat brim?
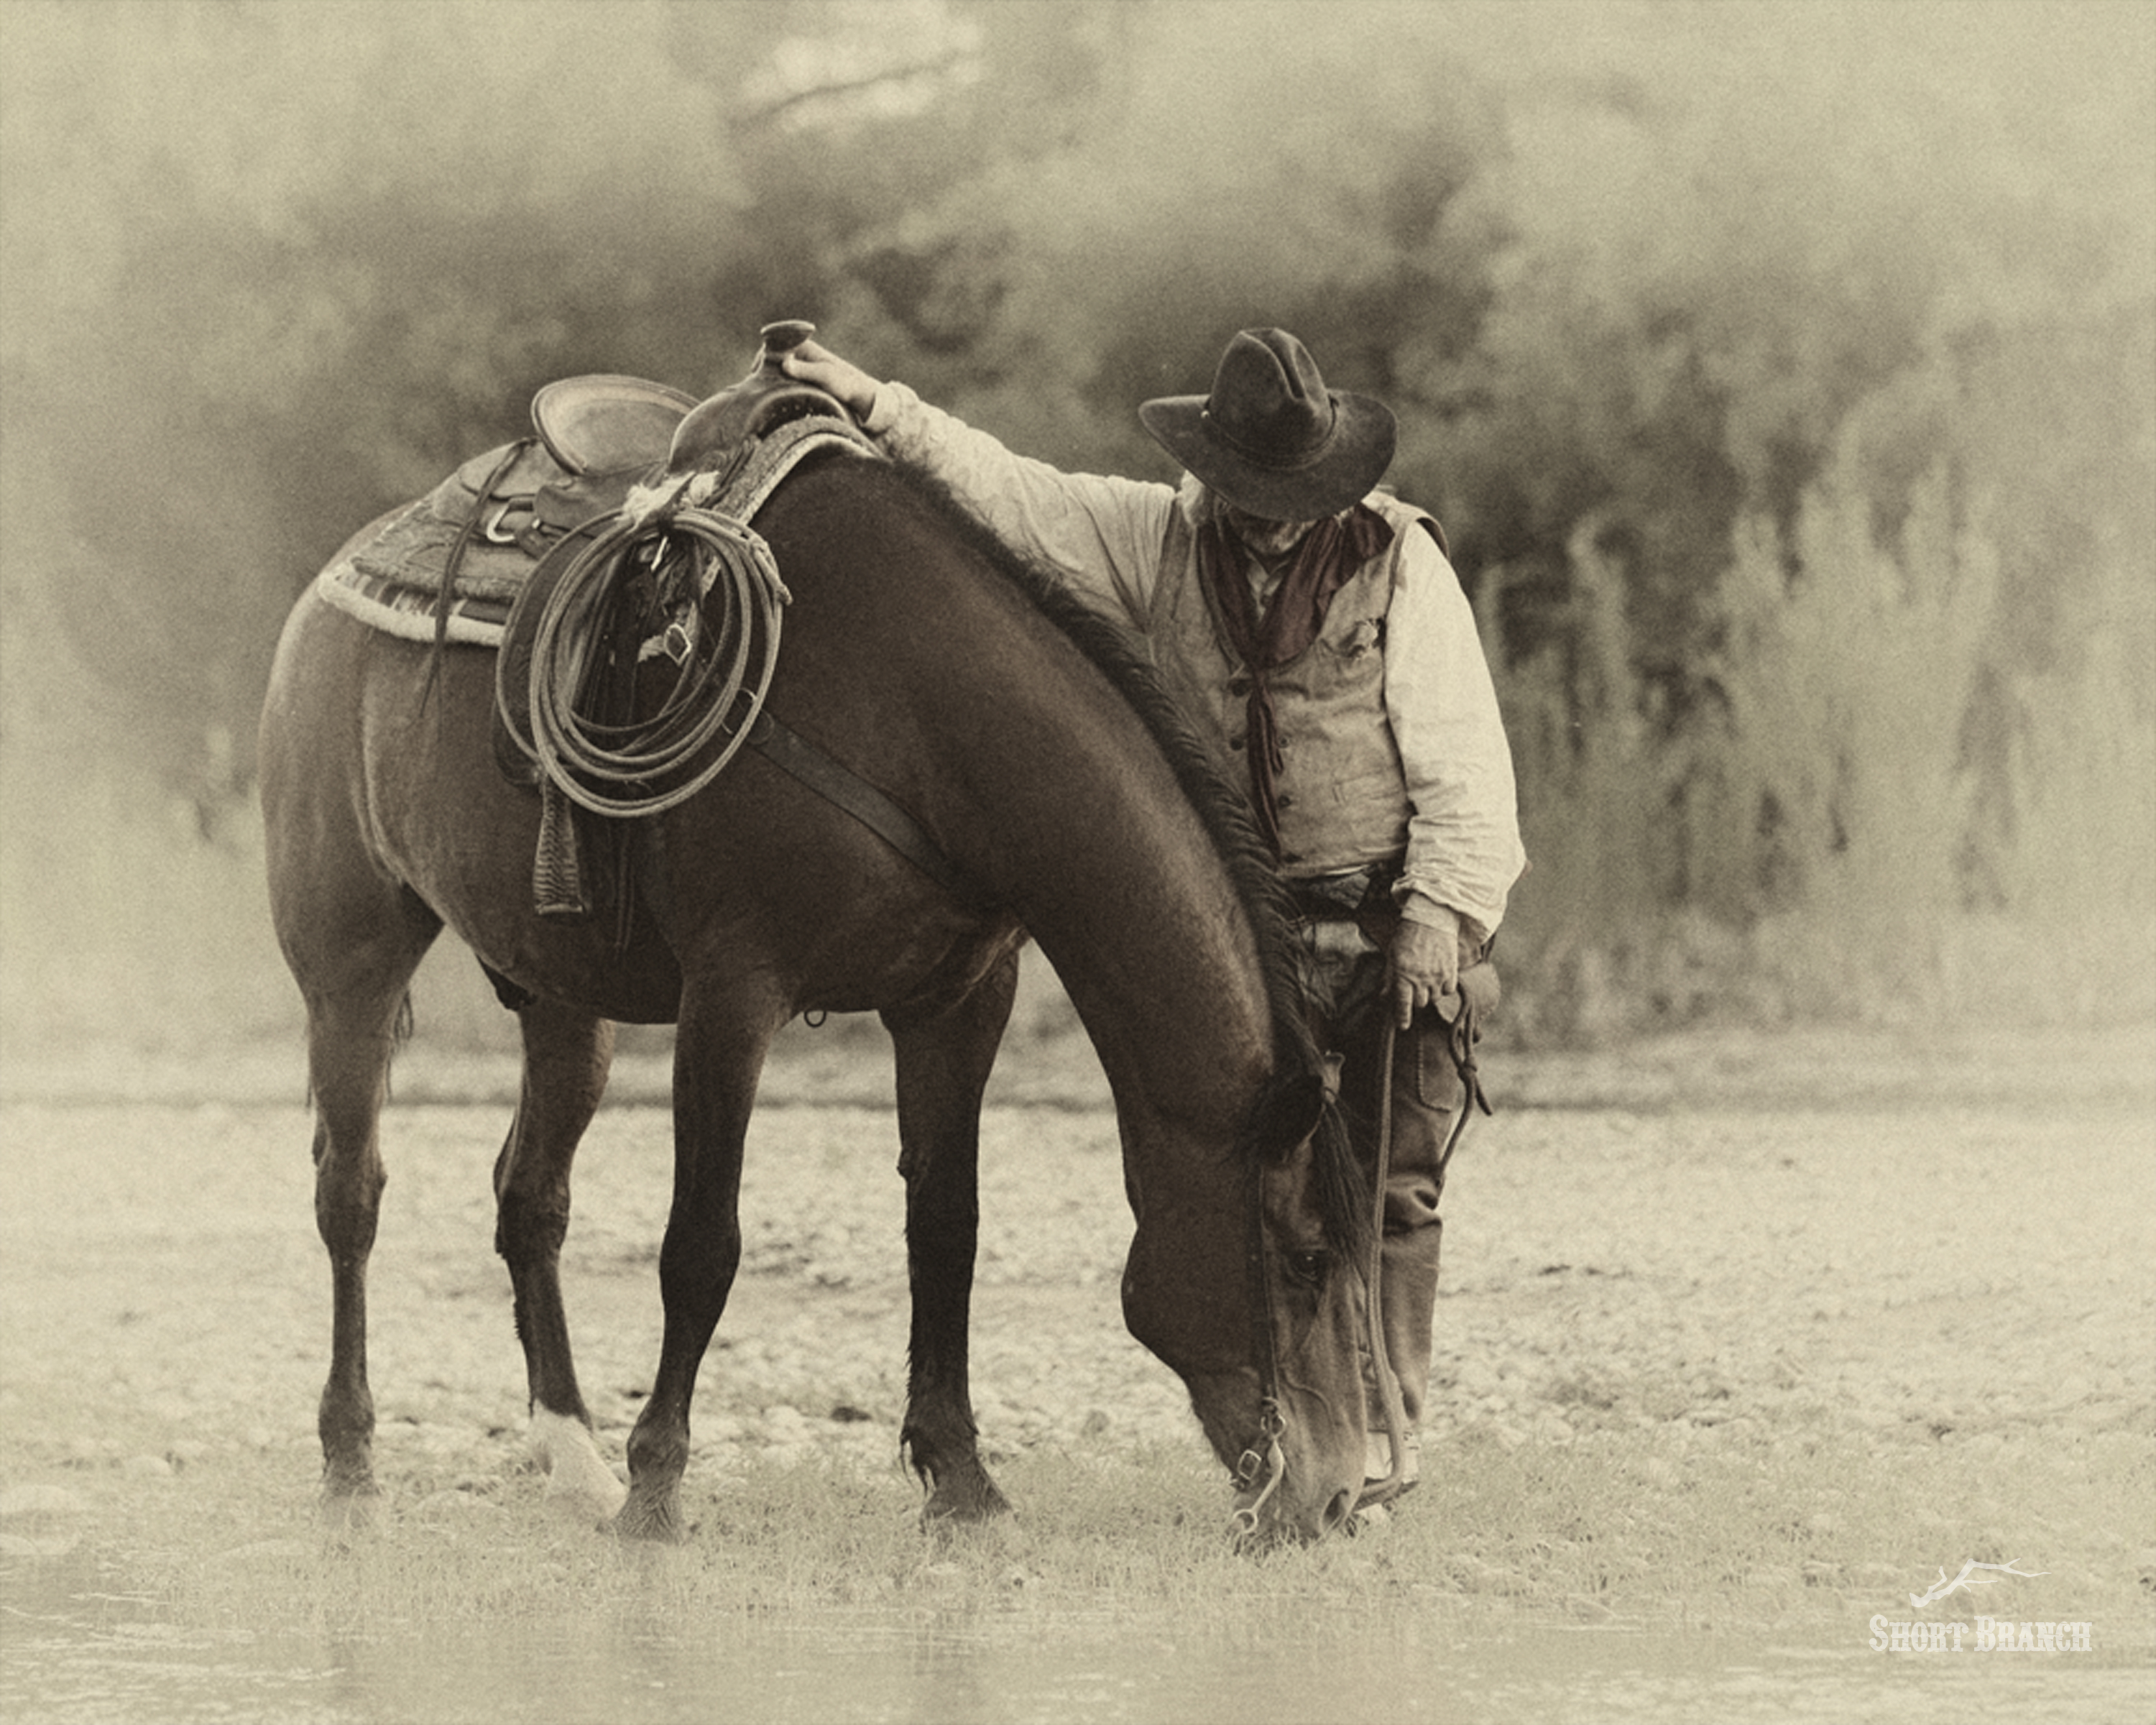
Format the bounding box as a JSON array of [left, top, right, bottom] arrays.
[[1139, 389, 1396, 520]]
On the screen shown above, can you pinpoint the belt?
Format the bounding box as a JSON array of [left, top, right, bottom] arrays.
[[1285, 864, 1396, 925]]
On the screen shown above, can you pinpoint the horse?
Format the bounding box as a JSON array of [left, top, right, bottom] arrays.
[[257, 412, 1379, 1545]]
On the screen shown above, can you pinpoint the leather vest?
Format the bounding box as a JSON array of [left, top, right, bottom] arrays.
[[1149, 491, 1438, 876]]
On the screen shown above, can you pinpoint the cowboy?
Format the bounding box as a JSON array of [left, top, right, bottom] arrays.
[[785, 328, 1526, 1501]]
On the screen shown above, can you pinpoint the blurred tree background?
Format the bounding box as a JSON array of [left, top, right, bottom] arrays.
[[2, 0, 2150, 1056]]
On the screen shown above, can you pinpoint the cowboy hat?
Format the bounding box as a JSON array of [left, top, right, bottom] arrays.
[[1139, 328, 1396, 520]]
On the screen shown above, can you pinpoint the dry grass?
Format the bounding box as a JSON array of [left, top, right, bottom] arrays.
[[57, 1417, 2139, 1654]]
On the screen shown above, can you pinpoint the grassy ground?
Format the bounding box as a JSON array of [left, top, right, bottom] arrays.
[[14, 1417, 2145, 1668], [4, 1024, 2151, 1678]]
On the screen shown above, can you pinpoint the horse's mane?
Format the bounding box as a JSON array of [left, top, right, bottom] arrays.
[[877, 461, 1369, 1256]]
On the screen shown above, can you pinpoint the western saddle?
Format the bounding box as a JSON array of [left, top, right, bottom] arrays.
[[320, 321, 918, 942]]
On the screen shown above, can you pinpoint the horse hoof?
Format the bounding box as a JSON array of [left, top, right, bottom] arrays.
[[321, 1455, 379, 1496], [612, 1492, 688, 1544], [548, 1481, 630, 1531], [921, 1469, 1013, 1527], [317, 1487, 380, 1537]]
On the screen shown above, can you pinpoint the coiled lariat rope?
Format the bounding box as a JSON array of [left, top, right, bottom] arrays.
[[523, 494, 791, 819]]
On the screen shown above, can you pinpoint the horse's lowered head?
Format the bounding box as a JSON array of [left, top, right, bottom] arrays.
[[1119, 1054, 1376, 1545]]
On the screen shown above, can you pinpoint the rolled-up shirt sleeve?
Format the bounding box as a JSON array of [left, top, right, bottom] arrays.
[[1383, 528, 1527, 942], [865, 382, 1171, 633]]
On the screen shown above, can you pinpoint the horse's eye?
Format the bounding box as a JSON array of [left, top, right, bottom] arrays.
[[1286, 1249, 1330, 1287]]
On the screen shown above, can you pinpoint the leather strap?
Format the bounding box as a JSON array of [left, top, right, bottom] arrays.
[[745, 709, 995, 914]]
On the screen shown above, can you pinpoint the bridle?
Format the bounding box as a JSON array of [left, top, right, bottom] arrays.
[[1231, 999, 1488, 1537]]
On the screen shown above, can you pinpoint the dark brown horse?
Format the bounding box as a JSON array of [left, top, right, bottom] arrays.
[[258, 441, 1376, 1543]]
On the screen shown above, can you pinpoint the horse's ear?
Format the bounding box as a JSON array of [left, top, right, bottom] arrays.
[[1250, 1059, 1335, 1162]]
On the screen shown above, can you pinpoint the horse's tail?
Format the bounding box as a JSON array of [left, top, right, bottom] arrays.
[[301, 990, 415, 1112], [382, 990, 416, 1105]]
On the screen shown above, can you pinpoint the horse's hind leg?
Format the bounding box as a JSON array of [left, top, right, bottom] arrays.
[[492, 996, 627, 1524], [295, 898, 441, 1505], [885, 949, 1020, 1523]]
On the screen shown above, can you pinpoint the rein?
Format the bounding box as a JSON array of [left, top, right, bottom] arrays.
[[1357, 1018, 1412, 1506], [1232, 1142, 1291, 1538], [1232, 985, 1491, 1535], [1358, 1000, 1485, 1509]]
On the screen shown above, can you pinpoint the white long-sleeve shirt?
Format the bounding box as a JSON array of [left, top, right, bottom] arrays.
[[861, 382, 1526, 940]]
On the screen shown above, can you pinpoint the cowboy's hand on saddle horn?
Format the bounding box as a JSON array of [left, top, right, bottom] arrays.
[[1389, 908, 1462, 1031], [780, 339, 881, 423]]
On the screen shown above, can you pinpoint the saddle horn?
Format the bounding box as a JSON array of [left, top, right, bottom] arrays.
[[665, 320, 838, 477]]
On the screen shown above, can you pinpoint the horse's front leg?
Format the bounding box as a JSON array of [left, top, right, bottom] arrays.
[[492, 995, 625, 1524], [885, 948, 1020, 1523], [616, 991, 773, 1542]]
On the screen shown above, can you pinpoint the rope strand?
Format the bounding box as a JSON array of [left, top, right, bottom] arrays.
[[524, 507, 789, 819]]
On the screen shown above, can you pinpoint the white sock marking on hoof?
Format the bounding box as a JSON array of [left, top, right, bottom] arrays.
[[529, 1409, 628, 1523]]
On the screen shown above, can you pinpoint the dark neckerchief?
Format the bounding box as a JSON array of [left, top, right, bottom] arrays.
[[1197, 502, 1394, 857]]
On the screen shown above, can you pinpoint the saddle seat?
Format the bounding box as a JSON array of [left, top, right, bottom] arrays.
[[529, 374, 697, 475]]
